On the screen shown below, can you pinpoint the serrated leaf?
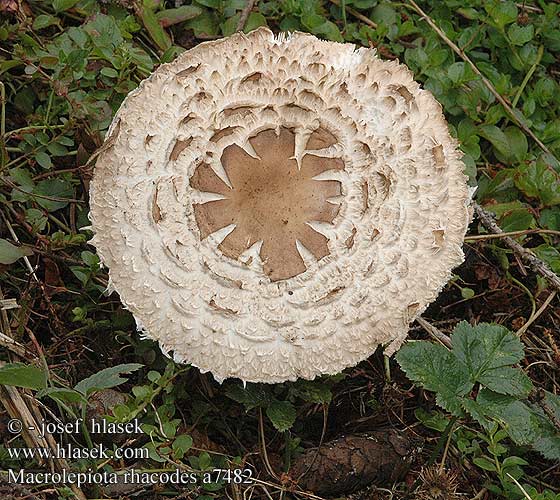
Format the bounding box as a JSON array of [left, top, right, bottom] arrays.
[[478, 366, 533, 396], [0, 363, 47, 390], [451, 322, 525, 381], [225, 383, 272, 410], [74, 363, 143, 395], [476, 389, 542, 445], [396, 341, 472, 415], [266, 400, 296, 432], [292, 380, 332, 404], [0, 239, 33, 264]]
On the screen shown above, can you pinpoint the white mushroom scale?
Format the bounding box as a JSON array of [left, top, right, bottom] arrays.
[[89, 28, 472, 383]]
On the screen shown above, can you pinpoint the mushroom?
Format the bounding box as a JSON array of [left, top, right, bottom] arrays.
[[89, 28, 472, 383]]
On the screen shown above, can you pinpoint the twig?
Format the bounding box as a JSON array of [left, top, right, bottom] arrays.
[[516, 291, 556, 337], [329, 0, 377, 29], [416, 316, 452, 348], [406, 0, 557, 166], [258, 408, 279, 481], [465, 228, 560, 241], [474, 202, 560, 293], [237, 0, 256, 32]]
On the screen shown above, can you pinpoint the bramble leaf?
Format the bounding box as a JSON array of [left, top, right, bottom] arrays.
[[266, 400, 297, 432], [396, 341, 472, 415], [74, 363, 143, 395], [451, 321, 526, 392]]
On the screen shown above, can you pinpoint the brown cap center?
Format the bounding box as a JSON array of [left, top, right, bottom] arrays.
[[190, 127, 344, 281]]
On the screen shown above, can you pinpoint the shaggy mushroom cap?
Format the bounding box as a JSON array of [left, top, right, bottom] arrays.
[[90, 28, 472, 383]]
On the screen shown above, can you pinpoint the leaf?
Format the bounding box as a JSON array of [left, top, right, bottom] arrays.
[[157, 5, 202, 27], [514, 158, 560, 206], [0, 239, 33, 264], [292, 380, 332, 404], [244, 12, 268, 32], [533, 245, 560, 274], [0, 363, 47, 390], [34, 179, 73, 211], [478, 125, 510, 158], [172, 434, 193, 458], [414, 408, 450, 432], [507, 24, 534, 46], [451, 321, 525, 385], [476, 389, 543, 445], [225, 383, 272, 410], [139, 1, 172, 51], [37, 387, 88, 405], [503, 126, 528, 162], [473, 457, 497, 471], [100, 67, 118, 78], [33, 14, 59, 30], [477, 366, 533, 397], [266, 400, 297, 432], [53, 0, 79, 12], [531, 391, 560, 460], [486, 1, 517, 30], [74, 363, 143, 395], [396, 341, 472, 415], [34, 151, 53, 169]]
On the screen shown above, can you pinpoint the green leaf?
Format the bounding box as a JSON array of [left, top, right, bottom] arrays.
[[33, 14, 59, 30], [225, 383, 272, 410], [478, 366, 533, 397], [292, 380, 332, 404], [533, 245, 560, 274], [157, 6, 202, 27], [451, 322, 525, 384], [139, 1, 172, 51], [514, 158, 560, 206], [476, 389, 542, 445], [266, 400, 297, 432], [396, 341, 472, 415], [486, 1, 517, 30], [507, 24, 534, 46], [100, 67, 119, 78], [34, 179, 73, 211], [503, 126, 528, 162], [53, 0, 79, 12], [34, 151, 53, 169], [478, 125, 510, 158], [531, 391, 560, 460], [25, 208, 47, 233], [244, 12, 268, 32], [414, 408, 450, 432], [0, 239, 33, 264], [0, 363, 47, 390], [37, 387, 88, 405], [172, 434, 193, 458], [74, 363, 143, 395], [473, 457, 497, 471]]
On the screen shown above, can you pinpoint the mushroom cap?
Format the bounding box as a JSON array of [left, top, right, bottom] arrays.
[[89, 28, 472, 383]]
